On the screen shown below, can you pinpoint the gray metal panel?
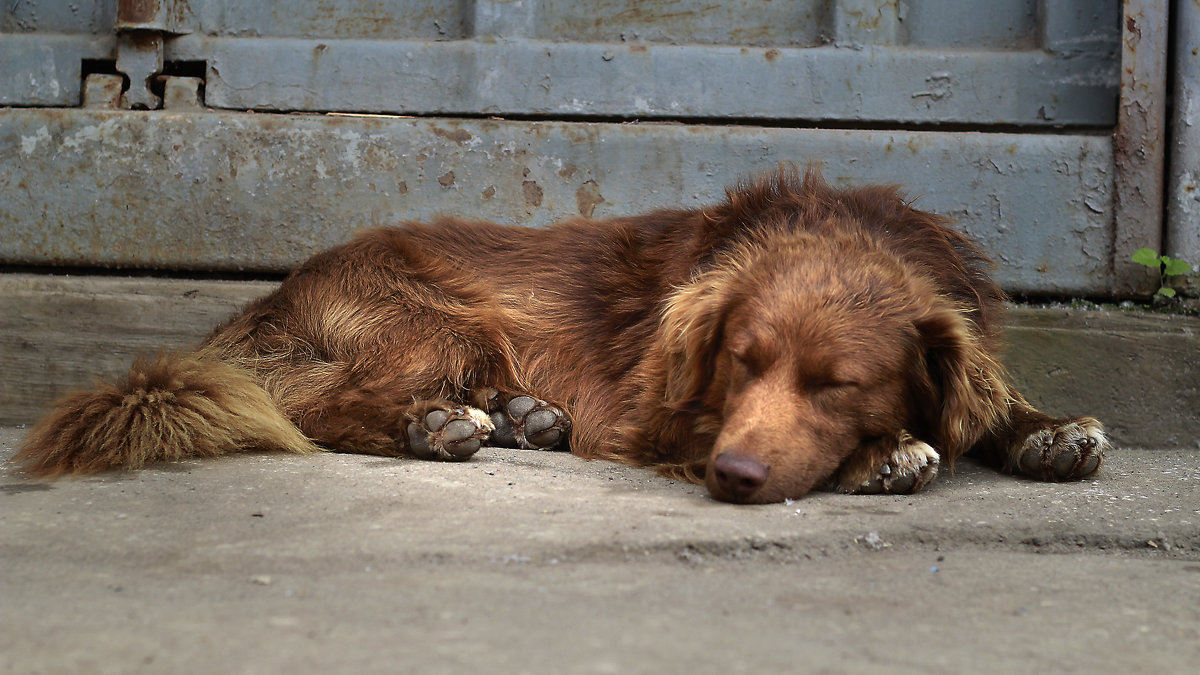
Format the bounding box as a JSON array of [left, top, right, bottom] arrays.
[[0, 33, 115, 105], [1, 0, 115, 33], [1112, 0, 1168, 296], [181, 0, 1115, 51], [902, 0, 1038, 48], [173, 36, 1117, 125], [1040, 0, 1124, 53], [190, 0, 468, 39], [2, 0, 1120, 125], [533, 0, 829, 46], [1168, 0, 1200, 293], [0, 109, 1113, 294]]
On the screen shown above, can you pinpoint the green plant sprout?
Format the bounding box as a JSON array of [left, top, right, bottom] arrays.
[[1131, 248, 1193, 298]]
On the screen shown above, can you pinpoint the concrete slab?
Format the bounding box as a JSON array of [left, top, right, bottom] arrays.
[[2, 427, 1197, 674]]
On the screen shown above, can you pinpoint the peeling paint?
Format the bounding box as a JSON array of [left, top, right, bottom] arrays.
[[432, 126, 473, 145], [522, 180, 544, 207], [20, 126, 50, 155], [575, 180, 604, 217]]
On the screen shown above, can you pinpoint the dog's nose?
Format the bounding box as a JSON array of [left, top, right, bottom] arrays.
[[711, 452, 770, 501]]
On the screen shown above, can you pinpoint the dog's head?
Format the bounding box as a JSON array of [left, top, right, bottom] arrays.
[[660, 232, 1009, 503]]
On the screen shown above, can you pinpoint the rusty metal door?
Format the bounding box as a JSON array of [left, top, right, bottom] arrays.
[[1, 0, 1144, 295]]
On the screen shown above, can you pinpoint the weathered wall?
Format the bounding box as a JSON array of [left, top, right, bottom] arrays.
[[1, 109, 1115, 294]]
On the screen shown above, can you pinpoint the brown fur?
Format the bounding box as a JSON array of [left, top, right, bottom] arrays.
[[10, 167, 1106, 502]]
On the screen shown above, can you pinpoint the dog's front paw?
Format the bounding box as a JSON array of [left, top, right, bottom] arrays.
[[837, 432, 940, 495], [487, 394, 571, 450], [1016, 417, 1105, 481], [406, 406, 494, 461]]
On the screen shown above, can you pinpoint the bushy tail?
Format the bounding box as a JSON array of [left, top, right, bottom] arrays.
[[9, 352, 318, 478]]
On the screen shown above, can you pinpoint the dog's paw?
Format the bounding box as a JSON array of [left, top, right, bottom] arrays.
[[1015, 418, 1105, 481], [489, 395, 571, 450], [844, 432, 940, 495], [406, 406, 494, 461]]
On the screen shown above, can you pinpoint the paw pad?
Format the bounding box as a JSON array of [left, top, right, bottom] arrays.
[[1017, 420, 1105, 481], [492, 395, 570, 450], [407, 407, 493, 461]]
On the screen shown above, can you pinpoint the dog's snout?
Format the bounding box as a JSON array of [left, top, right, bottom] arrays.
[[711, 452, 770, 501]]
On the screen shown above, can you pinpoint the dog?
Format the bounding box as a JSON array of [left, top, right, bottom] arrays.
[[10, 167, 1106, 503]]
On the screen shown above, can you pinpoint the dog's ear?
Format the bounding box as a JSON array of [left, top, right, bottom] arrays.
[[913, 301, 1012, 462], [658, 271, 733, 410]]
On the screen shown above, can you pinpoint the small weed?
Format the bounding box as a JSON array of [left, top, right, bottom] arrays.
[[1131, 248, 1193, 298]]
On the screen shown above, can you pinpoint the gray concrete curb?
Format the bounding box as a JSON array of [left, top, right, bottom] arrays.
[[3, 273, 1199, 447]]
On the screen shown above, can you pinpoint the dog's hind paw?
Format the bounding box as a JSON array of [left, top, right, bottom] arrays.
[[406, 406, 494, 461], [486, 394, 571, 450], [1015, 417, 1105, 481]]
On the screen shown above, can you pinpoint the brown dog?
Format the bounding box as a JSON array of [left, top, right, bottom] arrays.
[[11, 167, 1106, 502]]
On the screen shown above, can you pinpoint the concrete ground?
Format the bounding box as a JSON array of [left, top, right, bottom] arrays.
[[1, 426, 1198, 674]]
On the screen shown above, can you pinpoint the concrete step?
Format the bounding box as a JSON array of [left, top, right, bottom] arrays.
[[2, 273, 1197, 447]]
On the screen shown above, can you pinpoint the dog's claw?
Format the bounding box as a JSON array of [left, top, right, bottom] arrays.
[[844, 433, 940, 495], [858, 476, 884, 494]]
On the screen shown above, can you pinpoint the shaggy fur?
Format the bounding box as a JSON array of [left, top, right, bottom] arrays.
[[11, 167, 1106, 502]]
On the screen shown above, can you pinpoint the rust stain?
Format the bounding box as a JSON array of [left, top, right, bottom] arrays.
[[1125, 15, 1140, 41], [630, 45, 647, 53], [522, 180, 543, 207], [482, 185, 496, 200], [437, 171, 455, 187], [765, 49, 780, 63], [118, 0, 156, 24], [558, 164, 578, 179], [397, 180, 408, 195], [575, 180, 603, 218], [83, 74, 124, 109], [432, 126, 473, 145], [278, 0, 449, 40]]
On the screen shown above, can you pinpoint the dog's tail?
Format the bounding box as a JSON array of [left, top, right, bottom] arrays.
[[9, 351, 318, 478]]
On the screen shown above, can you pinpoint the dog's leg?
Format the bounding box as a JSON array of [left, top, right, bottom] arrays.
[[973, 398, 1106, 481], [830, 431, 940, 495], [471, 387, 572, 450]]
